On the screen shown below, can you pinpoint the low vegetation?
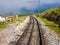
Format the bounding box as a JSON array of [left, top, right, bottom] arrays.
[[41, 7, 60, 27], [17, 16, 27, 22], [0, 15, 27, 30], [7, 16, 27, 23]]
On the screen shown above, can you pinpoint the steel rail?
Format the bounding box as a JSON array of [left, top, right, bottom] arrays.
[[32, 16, 44, 45], [15, 16, 34, 45], [15, 16, 32, 45], [27, 16, 34, 45]]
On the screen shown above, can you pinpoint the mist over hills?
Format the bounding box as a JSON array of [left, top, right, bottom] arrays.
[[0, 3, 60, 16]]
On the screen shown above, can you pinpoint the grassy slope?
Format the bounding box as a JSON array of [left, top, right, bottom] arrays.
[[35, 16, 60, 37], [0, 16, 27, 30]]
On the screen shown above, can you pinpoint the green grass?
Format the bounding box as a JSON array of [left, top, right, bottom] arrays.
[[0, 22, 8, 30], [36, 16, 60, 37]]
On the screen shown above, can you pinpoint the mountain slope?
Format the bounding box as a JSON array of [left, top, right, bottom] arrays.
[[41, 7, 60, 27]]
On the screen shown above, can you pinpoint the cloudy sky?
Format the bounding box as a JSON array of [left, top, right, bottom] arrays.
[[0, 0, 60, 16], [0, 0, 60, 9], [41, 0, 60, 4]]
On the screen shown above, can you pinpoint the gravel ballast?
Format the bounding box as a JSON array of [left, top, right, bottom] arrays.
[[39, 19, 60, 45]]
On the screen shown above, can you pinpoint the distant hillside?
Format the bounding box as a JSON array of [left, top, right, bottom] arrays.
[[40, 7, 60, 27], [40, 3, 60, 12]]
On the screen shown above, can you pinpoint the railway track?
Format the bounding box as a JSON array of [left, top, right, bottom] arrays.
[[15, 16, 45, 45]]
